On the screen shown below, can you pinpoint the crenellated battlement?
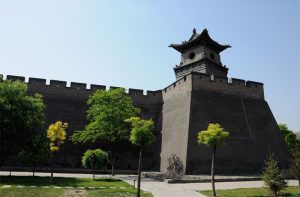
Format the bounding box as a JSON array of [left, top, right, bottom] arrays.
[[28, 77, 46, 85], [7, 75, 26, 82], [70, 82, 86, 90], [3, 74, 163, 101], [90, 84, 106, 91], [162, 72, 264, 99], [5, 73, 263, 100]]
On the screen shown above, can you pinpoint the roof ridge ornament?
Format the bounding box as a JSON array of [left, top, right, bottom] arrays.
[[193, 28, 197, 34]]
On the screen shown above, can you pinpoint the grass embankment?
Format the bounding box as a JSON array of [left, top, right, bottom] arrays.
[[200, 186, 300, 197], [0, 176, 153, 197]]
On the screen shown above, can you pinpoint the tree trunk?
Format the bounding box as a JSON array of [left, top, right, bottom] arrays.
[[110, 144, 116, 176], [0, 145, 12, 168], [112, 156, 116, 176], [137, 147, 142, 197], [298, 178, 300, 186], [50, 155, 54, 184], [211, 145, 216, 197], [92, 167, 95, 180], [0, 118, 4, 168], [33, 160, 36, 177]]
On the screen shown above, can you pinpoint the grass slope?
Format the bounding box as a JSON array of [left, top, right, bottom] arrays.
[[200, 186, 300, 197], [0, 176, 128, 187], [0, 176, 153, 197]]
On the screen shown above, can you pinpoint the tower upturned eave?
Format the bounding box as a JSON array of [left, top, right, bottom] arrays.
[[169, 28, 231, 53]]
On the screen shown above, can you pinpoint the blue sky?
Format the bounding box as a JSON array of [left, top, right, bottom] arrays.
[[1, 0, 299, 131]]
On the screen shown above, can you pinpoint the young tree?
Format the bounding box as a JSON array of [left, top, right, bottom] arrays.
[[197, 123, 229, 197], [126, 117, 155, 197], [18, 133, 50, 176], [72, 88, 140, 175], [0, 80, 45, 167], [47, 121, 68, 183], [262, 153, 287, 196], [278, 123, 299, 153], [289, 152, 300, 186], [82, 149, 108, 180]]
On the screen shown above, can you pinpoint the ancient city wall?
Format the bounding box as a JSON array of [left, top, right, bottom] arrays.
[[186, 90, 289, 174], [160, 75, 193, 173], [4, 73, 289, 175], [4, 75, 163, 171]]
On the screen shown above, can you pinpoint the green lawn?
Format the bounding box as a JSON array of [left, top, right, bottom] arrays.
[[200, 186, 300, 197], [0, 176, 153, 197]]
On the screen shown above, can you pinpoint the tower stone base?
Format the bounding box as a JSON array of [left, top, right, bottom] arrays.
[[160, 73, 289, 174]]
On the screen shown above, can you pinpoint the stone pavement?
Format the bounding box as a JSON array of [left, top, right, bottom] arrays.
[[0, 171, 298, 197], [125, 180, 206, 197], [123, 179, 298, 197]]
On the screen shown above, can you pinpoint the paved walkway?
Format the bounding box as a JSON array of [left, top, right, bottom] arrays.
[[0, 171, 298, 197], [124, 180, 298, 197]]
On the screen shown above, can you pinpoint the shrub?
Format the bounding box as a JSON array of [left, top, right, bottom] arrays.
[[82, 149, 108, 179], [262, 153, 287, 196], [167, 154, 184, 179], [289, 152, 300, 186]]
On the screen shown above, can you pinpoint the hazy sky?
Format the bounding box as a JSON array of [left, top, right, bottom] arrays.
[[1, 0, 299, 131]]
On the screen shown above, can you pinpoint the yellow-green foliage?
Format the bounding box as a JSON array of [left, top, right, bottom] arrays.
[[125, 117, 155, 147], [197, 123, 229, 147], [47, 121, 68, 152]]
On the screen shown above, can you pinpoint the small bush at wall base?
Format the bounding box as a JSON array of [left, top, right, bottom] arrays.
[[262, 153, 287, 196]]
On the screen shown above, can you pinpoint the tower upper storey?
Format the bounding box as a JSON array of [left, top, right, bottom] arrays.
[[170, 29, 231, 81]]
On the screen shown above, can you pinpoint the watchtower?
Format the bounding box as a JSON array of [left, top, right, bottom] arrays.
[[170, 29, 231, 80], [160, 28, 289, 175]]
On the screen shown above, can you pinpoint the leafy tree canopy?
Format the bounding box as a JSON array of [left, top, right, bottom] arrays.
[[72, 88, 140, 144], [197, 123, 229, 197], [0, 80, 45, 166], [278, 123, 299, 153], [197, 123, 229, 147], [126, 117, 155, 147], [19, 133, 50, 164], [126, 117, 155, 197], [82, 149, 108, 170]]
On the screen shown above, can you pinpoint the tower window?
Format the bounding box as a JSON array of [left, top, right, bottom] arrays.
[[210, 52, 215, 60], [189, 52, 195, 60]]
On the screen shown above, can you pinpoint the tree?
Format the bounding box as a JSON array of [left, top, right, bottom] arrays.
[[0, 79, 45, 167], [262, 153, 287, 196], [18, 133, 50, 176], [289, 152, 300, 186], [126, 117, 155, 197], [47, 121, 68, 183], [72, 88, 140, 175], [197, 123, 229, 197], [82, 149, 108, 180], [278, 123, 299, 153]]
